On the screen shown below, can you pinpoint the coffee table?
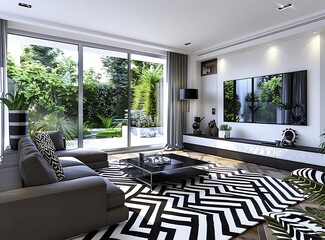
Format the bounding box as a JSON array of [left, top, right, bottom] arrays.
[[120, 153, 210, 190]]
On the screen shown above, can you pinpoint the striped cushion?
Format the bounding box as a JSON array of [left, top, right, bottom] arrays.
[[291, 168, 325, 184]]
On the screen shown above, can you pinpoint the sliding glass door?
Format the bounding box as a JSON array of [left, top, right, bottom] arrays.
[[6, 33, 166, 151], [83, 47, 128, 149], [7, 34, 79, 149], [130, 54, 166, 147]]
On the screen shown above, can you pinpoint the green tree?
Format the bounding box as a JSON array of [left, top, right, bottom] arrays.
[[7, 47, 78, 115], [7, 45, 79, 139], [258, 75, 282, 104], [83, 68, 102, 90], [255, 75, 282, 122], [131, 60, 160, 86], [224, 81, 241, 121], [101, 56, 128, 118], [132, 67, 163, 117], [20, 45, 62, 69]]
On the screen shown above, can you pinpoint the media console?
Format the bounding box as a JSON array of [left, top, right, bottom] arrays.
[[183, 134, 325, 171]]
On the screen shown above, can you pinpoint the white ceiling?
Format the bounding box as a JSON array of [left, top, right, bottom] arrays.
[[1, 0, 325, 54]]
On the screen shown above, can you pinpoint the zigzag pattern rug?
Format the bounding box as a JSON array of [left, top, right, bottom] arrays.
[[77, 162, 305, 240]]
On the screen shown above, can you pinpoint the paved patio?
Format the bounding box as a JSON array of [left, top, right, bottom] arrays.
[[66, 135, 165, 150]]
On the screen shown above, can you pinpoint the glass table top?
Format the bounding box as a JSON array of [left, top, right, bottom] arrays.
[[122, 153, 208, 173]]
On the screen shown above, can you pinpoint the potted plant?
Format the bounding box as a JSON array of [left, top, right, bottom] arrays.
[[218, 124, 232, 139], [320, 131, 325, 154], [0, 83, 36, 150]]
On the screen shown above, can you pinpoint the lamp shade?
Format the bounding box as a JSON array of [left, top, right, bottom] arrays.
[[180, 89, 198, 100]]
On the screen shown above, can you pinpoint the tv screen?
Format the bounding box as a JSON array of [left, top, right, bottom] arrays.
[[224, 70, 307, 125]]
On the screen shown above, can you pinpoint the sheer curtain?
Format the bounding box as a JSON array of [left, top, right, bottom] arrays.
[[165, 52, 188, 150]]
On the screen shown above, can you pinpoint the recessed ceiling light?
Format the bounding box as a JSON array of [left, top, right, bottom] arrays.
[[18, 2, 32, 8], [277, 3, 293, 11], [184, 42, 191, 46], [312, 31, 318, 34]]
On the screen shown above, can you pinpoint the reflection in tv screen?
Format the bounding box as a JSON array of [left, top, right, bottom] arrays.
[[224, 70, 307, 125]]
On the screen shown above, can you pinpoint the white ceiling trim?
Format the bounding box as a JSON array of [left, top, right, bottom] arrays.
[[0, 11, 192, 55], [196, 9, 325, 59]]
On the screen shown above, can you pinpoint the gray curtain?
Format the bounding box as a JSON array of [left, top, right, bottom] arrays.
[[0, 19, 7, 155], [165, 52, 188, 150]]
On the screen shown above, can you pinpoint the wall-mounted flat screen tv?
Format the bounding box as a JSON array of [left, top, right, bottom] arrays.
[[224, 70, 307, 125]]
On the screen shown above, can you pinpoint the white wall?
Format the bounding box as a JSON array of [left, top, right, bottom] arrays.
[[199, 74, 218, 131], [320, 32, 325, 144], [190, 34, 322, 147], [187, 55, 218, 134]]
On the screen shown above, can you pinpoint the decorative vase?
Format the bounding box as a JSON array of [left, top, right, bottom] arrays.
[[211, 126, 218, 137], [205, 126, 212, 136], [9, 110, 28, 150]]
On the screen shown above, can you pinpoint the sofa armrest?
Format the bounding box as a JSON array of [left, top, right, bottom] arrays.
[[0, 176, 108, 240]]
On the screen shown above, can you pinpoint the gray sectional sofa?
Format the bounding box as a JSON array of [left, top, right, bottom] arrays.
[[0, 135, 128, 240]]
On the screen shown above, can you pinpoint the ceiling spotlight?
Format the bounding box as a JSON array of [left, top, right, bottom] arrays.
[[184, 42, 191, 46], [277, 3, 293, 11], [18, 2, 32, 8]]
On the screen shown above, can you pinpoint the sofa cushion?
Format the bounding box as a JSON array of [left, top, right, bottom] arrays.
[[0, 166, 23, 191], [0, 150, 19, 169], [59, 156, 85, 168], [34, 132, 65, 181], [20, 152, 59, 187], [56, 148, 107, 167], [48, 130, 66, 150], [18, 136, 58, 187], [62, 165, 98, 181]]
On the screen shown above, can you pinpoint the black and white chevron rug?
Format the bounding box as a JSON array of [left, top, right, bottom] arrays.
[[77, 162, 305, 240]]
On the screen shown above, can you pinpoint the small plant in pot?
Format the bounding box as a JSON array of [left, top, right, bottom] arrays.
[[218, 124, 232, 139], [320, 131, 325, 154], [0, 83, 36, 150]]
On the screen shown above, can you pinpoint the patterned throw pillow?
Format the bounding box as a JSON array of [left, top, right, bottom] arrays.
[[34, 132, 65, 181], [34, 131, 56, 150]]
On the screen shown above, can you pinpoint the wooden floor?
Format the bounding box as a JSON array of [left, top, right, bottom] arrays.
[[107, 149, 312, 240]]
